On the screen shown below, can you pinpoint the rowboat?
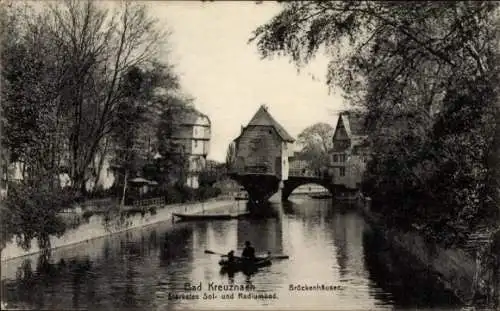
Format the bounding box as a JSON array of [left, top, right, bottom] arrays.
[[173, 212, 249, 221], [219, 256, 272, 274]]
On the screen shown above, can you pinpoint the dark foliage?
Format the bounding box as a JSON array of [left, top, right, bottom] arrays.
[[251, 1, 500, 247]]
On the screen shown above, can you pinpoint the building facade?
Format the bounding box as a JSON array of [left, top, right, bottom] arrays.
[[329, 111, 370, 189], [171, 107, 211, 189], [232, 105, 295, 181], [289, 159, 316, 177]]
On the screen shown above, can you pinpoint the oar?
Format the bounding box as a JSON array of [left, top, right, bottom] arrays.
[[204, 250, 243, 260], [265, 254, 289, 260], [204, 250, 289, 260], [204, 250, 228, 256]]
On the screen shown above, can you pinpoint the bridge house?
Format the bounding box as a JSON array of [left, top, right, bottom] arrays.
[[329, 110, 369, 190], [230, 105, 344, 203], [232, 105, 295, 181]]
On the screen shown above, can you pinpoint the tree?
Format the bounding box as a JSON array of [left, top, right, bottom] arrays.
[[154, 96, 193, 186], [250, 2, 499, 235], [45, 0, 168, 193], [295, 123, 333, 172], [110, 63, 179, 204], [199, 160, 226, 187], [0, 0, 179, 259], [2, 1, 70, 189]]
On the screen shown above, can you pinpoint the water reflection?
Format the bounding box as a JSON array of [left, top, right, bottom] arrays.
[[3, 255, 94, 309], [332, 209, 349, 277], [1, 199, 462, 310], [237, 216, 283, 256], [362, 227, 462, 308], [161, 226, 193, 266]]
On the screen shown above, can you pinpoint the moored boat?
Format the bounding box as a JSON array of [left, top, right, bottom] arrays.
[[173, 212, 249, 221], [234, 191, 248, 200]]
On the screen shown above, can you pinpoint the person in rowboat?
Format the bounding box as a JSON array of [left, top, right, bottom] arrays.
[[227, 250, 236, 264], [241, 241, 256, 261]]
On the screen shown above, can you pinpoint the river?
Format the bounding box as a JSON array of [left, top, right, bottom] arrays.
[[1, 196, 461, 310]]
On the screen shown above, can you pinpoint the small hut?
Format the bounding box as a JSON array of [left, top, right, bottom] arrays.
[[129, 177, 155, 197]]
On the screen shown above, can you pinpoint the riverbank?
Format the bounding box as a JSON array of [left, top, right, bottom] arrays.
[[359, 201, 490, 308], [1, 199, 239, 263]]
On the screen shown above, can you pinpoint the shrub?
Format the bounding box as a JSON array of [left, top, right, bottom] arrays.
[[362, 84, 498, 247], [194, 186, 222, 201], [2, 184, 78, 251]]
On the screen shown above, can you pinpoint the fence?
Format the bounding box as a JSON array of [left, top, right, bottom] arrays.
[[132, 197, 165, 209], [289, 168, 323, 178], [81, 198, 116, 210], [213, 194, 235, 201]]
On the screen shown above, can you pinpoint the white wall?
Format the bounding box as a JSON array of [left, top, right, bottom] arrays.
[[191, 139, 207, 155], [191, 115, 210, 156], [85, 156, 115, 191], [8, 162, 24, 181], [192, 124, 209, 140], [187, 155, 206, 172], [331, 155, 366, 189], [286, 142, 295, 157], [8, 155, 116, 192], [186, 175, 199, 189], [281, 142, 289, 181]]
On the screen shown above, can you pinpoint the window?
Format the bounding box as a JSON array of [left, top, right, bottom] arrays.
[[333, 154, 338, 162], [339, 167, 346, 177], [194, 140, 198, 148]]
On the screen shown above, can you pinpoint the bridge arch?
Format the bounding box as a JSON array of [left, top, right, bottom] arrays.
[[228, 173, 281, 204], [289, 183, 331, 196], [282, 176, 337, 201]]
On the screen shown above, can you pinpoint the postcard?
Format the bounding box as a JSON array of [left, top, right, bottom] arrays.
[[1, 1, 499, 310]]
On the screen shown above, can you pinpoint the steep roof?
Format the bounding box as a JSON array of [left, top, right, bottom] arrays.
[[338, 110, 367, 138], [174, 107, 211, 126], [246, 105, 295, 142]]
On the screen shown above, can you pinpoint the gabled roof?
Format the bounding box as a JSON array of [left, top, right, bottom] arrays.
[[172, 106, 211, 126], [245, 105, 295, 142], [336, 110, 367, 138]]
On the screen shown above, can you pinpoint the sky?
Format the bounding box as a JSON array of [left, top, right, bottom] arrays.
[[150, 1, 346, 161]]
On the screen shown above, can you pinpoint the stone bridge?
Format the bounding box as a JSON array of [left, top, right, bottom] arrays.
[[228, 105, 344, 204]]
